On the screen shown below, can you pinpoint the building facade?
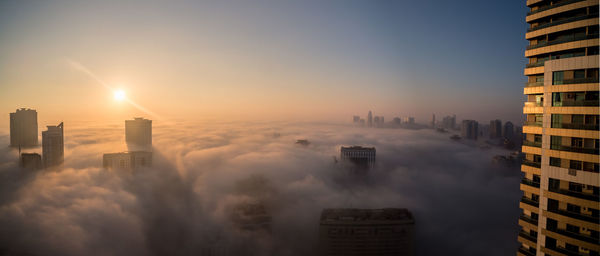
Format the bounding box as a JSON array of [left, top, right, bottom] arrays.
[[318, 208, 414, 256], [461, 120, 479, 140], [42, 122, 64, 168], [518, 1, 599, 256], [490, 119, 503, 139], [125, 117, 152, 146], [9, 108, 38, 147], [340, 146, 376, 169], [103, 151, 152, 170], [20, 153, 42, 170]]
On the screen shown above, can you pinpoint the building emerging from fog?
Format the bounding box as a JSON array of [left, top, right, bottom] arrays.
[[518, 1, 599, 256], [319, 208, 414, 256], [125, 117, 152, 146], [340, 146, 376, 169], [103, 151, 152, 170], [489, 119, 502, 139], [20, 153, 42, 170], [42, 122, 64, 168], [460, 120, 478, 140], [9, 108, 38, 147], [230, 202, 271, 232]]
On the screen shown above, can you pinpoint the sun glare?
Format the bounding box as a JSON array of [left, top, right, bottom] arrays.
[[113, 90, 126, 101]]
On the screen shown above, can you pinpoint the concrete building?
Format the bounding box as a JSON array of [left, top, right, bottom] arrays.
[[9, 108, 38, 147], [20, 153, 42, 170], [490, 119, 503, 139], [318, 208, 414, 256], [103, 151, 152, 170], [460, 120, 478, 140], [504, 121, 515, 139], [367, 111, 373, 127], [42, 122, 63, 168], [518, 2, 599, 256], [125, 117, 152, 146], [340, 146, 376, 169]]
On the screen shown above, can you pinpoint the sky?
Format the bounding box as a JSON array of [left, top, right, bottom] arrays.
[[0, 121, 522, 256], [0, 0, 528, 127]]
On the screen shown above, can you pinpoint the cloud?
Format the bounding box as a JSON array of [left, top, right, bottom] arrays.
[[0, 121, 521, 256]]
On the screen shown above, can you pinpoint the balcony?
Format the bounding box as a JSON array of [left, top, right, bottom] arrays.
[[558, 77, 600, 85], [547, 207, 599, 224], [521, 196, 540, 207], [520, 213, 539, 225], [550, 144, 599, 155], [527, 0, 586, 16], [528, 13, 600, 32], [551, 122, 600, 130], [553, 99, 600, 107], [525, 61, 546, 68], [522, 178, 541, 188], [522, 140, 542, 148], [526, 33, 599, 50], [548, 186, 600, 201], [545, 245, 588, 256], [524, 101, 544, 107], [519, 230, 538, 243], [522, 159, 542, 168], [518, 246, 536, 256], [523, 121, 543, 127], [547, 227, 600, 245], [525, 81, 544, 87]]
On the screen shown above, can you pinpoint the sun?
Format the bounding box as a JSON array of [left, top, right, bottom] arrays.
[[113, 90, 126, 101]]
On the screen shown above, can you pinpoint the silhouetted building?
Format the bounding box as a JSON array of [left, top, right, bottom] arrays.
[[9, 108, 38, 147], [230, 202, 271, 232], [503, 121, 514, 139], [517, 2, 600, 255], [367, 111, 373, 127], [373, 116, 380, 127], [42, 122, 63, 168], [430, 114, 436, 128], [340, 146, 375, 169], [489, 119, 502, 139], [103, 151, 152, 170], [392, 117, 402, 125], [442, 115, 456, 130], [353, 116, 360, 124], [460, 120, 478, 140], [125, 117, 152, 146], [20, 153, 42, 170], [319, 208, 414, 256]]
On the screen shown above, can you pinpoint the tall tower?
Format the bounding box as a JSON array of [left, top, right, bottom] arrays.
[[42, 122, 64, 168], [125, 117, 152, 146], [367, 111, 373, 127], [518, 1, 599, 256], [9, 108, 38, 147]]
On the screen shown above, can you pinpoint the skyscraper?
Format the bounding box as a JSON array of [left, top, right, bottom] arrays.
[[20, 153, 42, 170], [367, 111, 373, 127], [9, 108, 38, 147], [504, 121, 515, 139], [103, 151, 153, 170], [460, 120, 478, 140], [340, 146, 376, 169], [125, 117, 152, 146], [318, 208, 414, 256], [490, 119, 503, 139], [518, 2, 599, 256], [431, 114, 436, 128], [42, 122, 64, 168]]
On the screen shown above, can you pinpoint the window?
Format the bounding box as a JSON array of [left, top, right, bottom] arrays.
[[546, 218, 557, 230], [570, 160, 582, 170], [583, 162, 599, 173], [553, 71, 564, 85], [550, 136, 562, 149], [569, 182, 583, 192], [534, 134, 542, 143], [549, 178, 560, 190], [566, 224, 580, 233], [567, 203, 581, 213], [571, 137, 583, 148], [533, 154, 541, 163], [574, 70, 585, 79], [551, 114, 562, 124], [533, 174, 540, 183], [548, 198, 559, 210], [572, 114, 584, 124], [549, 157, 561, 167]]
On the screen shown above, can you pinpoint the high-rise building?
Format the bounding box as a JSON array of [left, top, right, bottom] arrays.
[[518, 2, 599, 256], [42, 122, 64, 168], [490, 119, 503, 139], [340, 146, 376, 169], [20, 153, 42, 170], [125, 117, 152, 146], [504, 121, 515, 139], [431, 114, 436, 128], [353, 116, 360, 124], [460, 120, 478, 140], [442, 115, 457, 130], [373, 116, 380, 127], [367, 111, 373, 127], [9, 108, 38, 147], [318, 208, 414, 256], [103, 151, 152, 170]]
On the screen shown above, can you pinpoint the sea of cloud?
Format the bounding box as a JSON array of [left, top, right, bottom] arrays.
[[0, 121, 522, 256]]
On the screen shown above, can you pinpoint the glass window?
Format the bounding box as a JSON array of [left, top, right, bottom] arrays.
[[550, 136, 562, 149], [549, 157, 561, 167], [552, 92, 562, 106], [534, 134, 542, 143], [574, 70, 585, 79], [572, 115, 584, 124], [571, 137, 583, 148], [570, 160, 582, 170], [553, 71, 564, 85]]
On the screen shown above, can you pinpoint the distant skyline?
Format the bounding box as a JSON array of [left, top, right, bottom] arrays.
[[0, 1, 527, 126]]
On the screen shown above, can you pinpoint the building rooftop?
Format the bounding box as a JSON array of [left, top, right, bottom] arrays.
[[320, 208, 414, 223], [341, 146, 375, 150]]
